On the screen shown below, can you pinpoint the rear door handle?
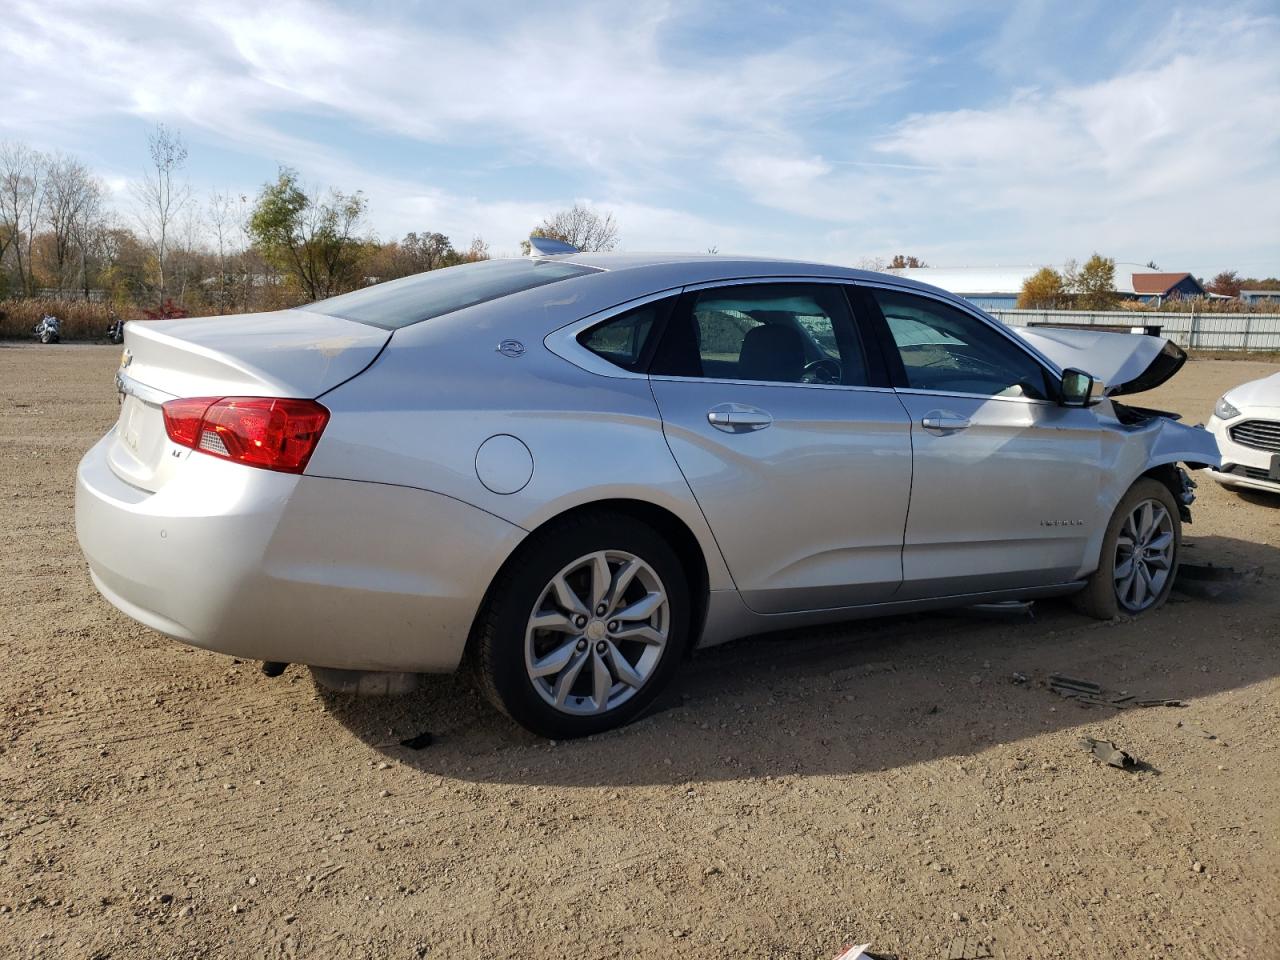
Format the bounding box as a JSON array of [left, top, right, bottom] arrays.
[[707, 402, 773, 432], [921, 414, 971, 432]]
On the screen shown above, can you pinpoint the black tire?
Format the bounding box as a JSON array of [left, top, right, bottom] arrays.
[[1072, 478, 1181, 620], [40, 332, 52, 344], [471, 511, 691, 739]]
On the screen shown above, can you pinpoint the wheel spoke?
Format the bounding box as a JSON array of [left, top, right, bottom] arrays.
[[605, 558, 642, 615], [614, 591, 664, 622], [1114, 556, 1134, 581], [588, 552, 612, 611], [604, 640, 645, 688], [530, 638, 580, 678], [591, 650, 612, 711], [612, 624, 665, 646], [1131, 565, 1149, 607], [551, 573, 589, 618], [529, 610, 576, 634], [1138, 502, 1154, 539], [552, 649, 590, 706], [1146, 531, 1172, 552]]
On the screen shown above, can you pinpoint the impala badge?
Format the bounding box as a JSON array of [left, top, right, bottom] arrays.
[[497, 339, 525, 358]]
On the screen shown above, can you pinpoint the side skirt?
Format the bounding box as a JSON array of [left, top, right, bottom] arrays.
[[695, 581, 1086, 649]]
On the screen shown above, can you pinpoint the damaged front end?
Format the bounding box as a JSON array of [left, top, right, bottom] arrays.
[[1013, 325, 1222, 521]]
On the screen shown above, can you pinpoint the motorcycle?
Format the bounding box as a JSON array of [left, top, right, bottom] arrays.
[[34, 315, 61, 344], [107, 318, 125, 344]]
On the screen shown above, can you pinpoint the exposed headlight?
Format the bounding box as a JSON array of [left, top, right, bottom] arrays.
[[1214, 395, 1241, 420]]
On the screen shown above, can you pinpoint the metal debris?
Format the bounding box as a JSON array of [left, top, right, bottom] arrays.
[[1174, 561, 1263, 600], [945, 935, 996, 959], [1078, 737, 1137, 770], [1033, 673, 1184, 710], [399, 731, 434, 750]]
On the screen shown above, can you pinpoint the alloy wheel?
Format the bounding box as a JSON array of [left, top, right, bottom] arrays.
[[1113, 498, 1175, 612], [524, 550, 669, 716]]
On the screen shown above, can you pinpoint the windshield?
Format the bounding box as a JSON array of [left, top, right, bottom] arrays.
[[308, 258, 600, 330]]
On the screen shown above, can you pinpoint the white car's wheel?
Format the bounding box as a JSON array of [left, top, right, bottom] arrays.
[[1072, 478, 1181, 619], [471, 512, 691, 738]]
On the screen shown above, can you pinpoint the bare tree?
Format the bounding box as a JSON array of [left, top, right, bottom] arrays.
[[524, 204, 619, 253], [0, 141, 49, 295], [45, 154, 103, 293], [131, 124, 191, 304]]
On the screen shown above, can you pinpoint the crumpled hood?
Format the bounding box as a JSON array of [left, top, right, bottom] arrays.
[[1224, 371, 1280, 410], [1011, 326, 1186, 396]]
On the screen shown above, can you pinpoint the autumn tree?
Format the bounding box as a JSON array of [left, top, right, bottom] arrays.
[[0, 141, 48, 295], [44, 155, 103, 292], [1017, 267, 1067, 308], [1206, 270, 1242, 298], [1069, 253, 1118, 310], [889, 254, 928, 269], [131, 124, 191, 304], [522, 204, 618, 253], [247, 167, 368, 301]]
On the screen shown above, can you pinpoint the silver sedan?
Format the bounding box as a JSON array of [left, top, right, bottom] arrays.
[[76, 245, 1221, 737]]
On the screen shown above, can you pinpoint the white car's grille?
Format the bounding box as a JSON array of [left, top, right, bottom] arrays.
[[1229, 419, 1280, 453]]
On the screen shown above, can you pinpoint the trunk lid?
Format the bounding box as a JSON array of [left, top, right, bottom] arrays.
[[109, 309, 389, 491], [1011, 326, 1186, 396]]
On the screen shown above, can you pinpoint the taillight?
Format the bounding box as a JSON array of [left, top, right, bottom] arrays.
[[161, 397, 330, 474]]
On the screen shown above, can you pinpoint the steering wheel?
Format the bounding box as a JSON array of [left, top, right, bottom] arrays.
[[801, 357, 842, 384]]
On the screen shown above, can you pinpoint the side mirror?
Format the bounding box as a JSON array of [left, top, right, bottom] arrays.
[[1060, 368, 1105, 407]]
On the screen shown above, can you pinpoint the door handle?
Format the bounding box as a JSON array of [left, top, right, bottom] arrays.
[[921, 414, 971, 432], [707, 403, 773, 432]]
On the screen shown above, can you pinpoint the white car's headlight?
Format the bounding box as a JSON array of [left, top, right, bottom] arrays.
[[1214, 395, 1241, 420]]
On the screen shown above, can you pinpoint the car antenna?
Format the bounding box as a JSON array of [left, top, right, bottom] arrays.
[[526, 235, 580, 257]]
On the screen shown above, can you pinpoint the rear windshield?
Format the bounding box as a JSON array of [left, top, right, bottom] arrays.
[[308, 258, 600, 329]]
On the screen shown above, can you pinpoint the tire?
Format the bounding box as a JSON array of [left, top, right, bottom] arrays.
[[471, 511, 691, 739], [1072, 478, 1181, 620], [40, 332, 52, 344]]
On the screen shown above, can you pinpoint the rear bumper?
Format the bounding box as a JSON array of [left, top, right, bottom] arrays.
[[75, 434, 526, 671], [1207, 415, 1280, 494]]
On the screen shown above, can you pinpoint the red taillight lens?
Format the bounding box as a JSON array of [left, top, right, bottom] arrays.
[[161, 397, 330, 474], [161, 397, 218, 448]]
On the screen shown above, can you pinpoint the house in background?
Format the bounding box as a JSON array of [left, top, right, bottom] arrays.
[[1241, 289, 1280, 306], [888, 263, 1206, 309]]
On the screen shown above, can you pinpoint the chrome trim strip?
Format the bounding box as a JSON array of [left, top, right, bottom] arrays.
[[115, 371, 176, 405]]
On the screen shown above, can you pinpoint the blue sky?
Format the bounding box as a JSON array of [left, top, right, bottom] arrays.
[[3, 0, 1278, 275]]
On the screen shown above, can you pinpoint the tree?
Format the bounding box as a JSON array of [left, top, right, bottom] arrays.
[[131, 124, 191, 304], [1206, 270, 1242, 298], [0, 141, 48, 295], [401, 231, 456, 272], [889, 254, 928, 269], [1017, 267, 1068, 309], [1071, 253, 1118, 310], [247, 167, 367, 301], [45, 155, 103, 294], [522, 204, 618, 253]]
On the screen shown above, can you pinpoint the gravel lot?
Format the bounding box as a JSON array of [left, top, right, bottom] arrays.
[[1, 343, 1278, 960]]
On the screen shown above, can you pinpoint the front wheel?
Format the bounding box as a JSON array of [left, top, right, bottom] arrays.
[[40, 332, 52, 344], [471, 512, 691, 738], [1072, 478, 1181, 619]]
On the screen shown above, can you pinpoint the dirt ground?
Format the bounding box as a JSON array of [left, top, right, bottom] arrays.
[[1, 343, 1277, 960]]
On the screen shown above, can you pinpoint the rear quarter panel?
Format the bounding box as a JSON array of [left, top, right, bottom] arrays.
[[305, 305, 735, 592]]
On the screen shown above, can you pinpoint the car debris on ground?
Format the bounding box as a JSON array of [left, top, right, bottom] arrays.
[[1173, 561, 1264, 600], [1078, 737, 1138, 770], [1016, 672, 1186, 710]]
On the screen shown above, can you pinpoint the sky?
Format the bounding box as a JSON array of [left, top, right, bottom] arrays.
[[2, 0, 1277, 276]]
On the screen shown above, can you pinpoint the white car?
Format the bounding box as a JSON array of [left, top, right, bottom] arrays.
[[1207, 372, 1280, 494]]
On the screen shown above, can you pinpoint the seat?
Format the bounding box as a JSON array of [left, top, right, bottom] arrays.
[[736, 323, 805, 383]]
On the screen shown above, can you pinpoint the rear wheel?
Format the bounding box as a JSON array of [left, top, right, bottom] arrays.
[[471, 513, 691, 738], [1072, 478, 1180, 619]]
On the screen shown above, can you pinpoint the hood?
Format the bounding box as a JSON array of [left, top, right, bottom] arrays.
[[1011, 326, 1186, 397], [1224, 371, 1280, 410]]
